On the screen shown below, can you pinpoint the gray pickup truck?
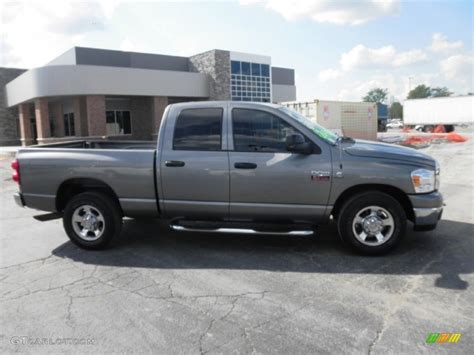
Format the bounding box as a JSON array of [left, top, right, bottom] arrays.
[[12, 101, 443, 255]]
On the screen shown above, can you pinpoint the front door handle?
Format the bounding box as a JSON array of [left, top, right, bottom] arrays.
[[234, 162, 257, 169], [165, 160, 185, 167]]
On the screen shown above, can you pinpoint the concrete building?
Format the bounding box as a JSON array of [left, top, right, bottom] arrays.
[[2, 47, 296, 146]]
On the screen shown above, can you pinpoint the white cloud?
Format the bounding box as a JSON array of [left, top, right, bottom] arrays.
[[337, 73, 400, 101], [429, 33, 463, 53], [240, 0, 400, 25], [440, 54, 474, 83], [392, 49, 427, 66], [0, 1, 119, 68], [318, 68, 342, 82], [340, 44, 427, 71]]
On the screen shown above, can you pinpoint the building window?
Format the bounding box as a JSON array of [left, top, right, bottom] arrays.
[[232, 108, 298, 152], [231, 61, 241, 75], [173, 108, 223, 151], [63, 113, 75, 136], [106, 110, 131, 135], [251, 63, 260, 76], [230, 60, 271, 103]]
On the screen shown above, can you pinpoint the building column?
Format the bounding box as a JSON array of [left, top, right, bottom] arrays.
[[152, 96, 168, 134], [86, 95, 106, 137], [19, 104, 34, 146], [73, 97, 83, 136], [52, 102, 64, 137], [34, 98, 51, 143]]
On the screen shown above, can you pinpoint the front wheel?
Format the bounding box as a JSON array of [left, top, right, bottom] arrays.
[[337, 192, 406, 255], [63, 192, 122, 250]]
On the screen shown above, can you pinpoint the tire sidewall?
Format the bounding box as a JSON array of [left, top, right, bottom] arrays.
[[63, 192, 121, 250], [338, 192, 406, 255]]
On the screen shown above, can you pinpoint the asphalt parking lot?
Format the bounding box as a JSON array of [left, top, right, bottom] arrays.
[[1, 133, 473, 354]]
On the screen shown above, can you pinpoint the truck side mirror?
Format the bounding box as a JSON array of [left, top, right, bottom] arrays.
[[286, 134, 312, 154]]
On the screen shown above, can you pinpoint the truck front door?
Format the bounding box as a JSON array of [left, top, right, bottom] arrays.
[[228, 107, 332, 222], [159, 105, 229, 219]]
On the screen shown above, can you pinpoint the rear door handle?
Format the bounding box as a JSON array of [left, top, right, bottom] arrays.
[[234, 162, 257, 169], [165, 160, 185, 167]]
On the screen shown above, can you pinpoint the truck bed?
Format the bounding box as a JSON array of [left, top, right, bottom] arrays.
[[16, 140, 159, 218]]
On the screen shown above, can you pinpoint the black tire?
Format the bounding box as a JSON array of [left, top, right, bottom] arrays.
[[337, 192, 406, 255], [63, 192, 122, 250]]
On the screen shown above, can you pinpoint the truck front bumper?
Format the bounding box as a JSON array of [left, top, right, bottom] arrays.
[[13, 192, 25, 208], [409, 191, 443, 228]]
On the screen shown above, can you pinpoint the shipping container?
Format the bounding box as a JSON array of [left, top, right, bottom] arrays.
[[404, 96, 474, 125], [282, 99, 378, 141]]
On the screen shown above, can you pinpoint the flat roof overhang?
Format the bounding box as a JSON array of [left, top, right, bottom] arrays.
[[6, 65, 210, 107]]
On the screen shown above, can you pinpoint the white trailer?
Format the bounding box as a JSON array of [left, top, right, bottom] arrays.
[[404, 96, 474, 127]]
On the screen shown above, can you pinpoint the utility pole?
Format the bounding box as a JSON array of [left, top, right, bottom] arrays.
[[408, 76, 414, 93]]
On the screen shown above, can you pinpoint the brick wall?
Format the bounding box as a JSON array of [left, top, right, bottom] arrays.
[[34, 98, 51, 141], [152, 96, 168, 133], [0, 67, 27, 145], [86, 95, 106, 136]]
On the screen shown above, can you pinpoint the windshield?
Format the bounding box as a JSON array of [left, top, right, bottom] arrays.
[[277, 106, 339, 145]]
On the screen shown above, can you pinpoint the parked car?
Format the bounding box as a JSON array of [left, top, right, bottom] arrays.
[[387, 120, 404, 129], [11, 102, 443, 255]]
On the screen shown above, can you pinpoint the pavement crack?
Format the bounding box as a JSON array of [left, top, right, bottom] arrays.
[[368, 329, 383, 355], [65, 295, 74, 329], [0, 254, 55, 270]]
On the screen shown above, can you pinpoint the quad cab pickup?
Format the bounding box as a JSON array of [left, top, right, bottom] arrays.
[[12, 102, 443, 255]]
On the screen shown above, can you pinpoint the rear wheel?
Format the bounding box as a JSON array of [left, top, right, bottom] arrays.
[[63, 192, 122, 250], [337, 192, 406, 255]]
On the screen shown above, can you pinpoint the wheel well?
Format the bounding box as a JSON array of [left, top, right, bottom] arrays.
[[331, 184, 414, 222], [56, 178, 122, 214]]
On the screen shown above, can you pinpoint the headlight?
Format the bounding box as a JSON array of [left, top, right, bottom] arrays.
[[411, 168, 435, 193]]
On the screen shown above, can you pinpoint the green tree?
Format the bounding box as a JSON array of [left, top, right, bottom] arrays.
[[407, 84, 431, 99], [363, 88, 388, 103], [407, 85, 453, 99], [389, 102, 403, 119], [431, 87, 452, 97]]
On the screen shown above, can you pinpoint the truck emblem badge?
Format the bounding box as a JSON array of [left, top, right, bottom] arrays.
[[311, 170, 330, 182]]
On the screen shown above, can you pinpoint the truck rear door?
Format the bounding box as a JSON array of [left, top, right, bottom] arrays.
[[158, 104, 230, 219]]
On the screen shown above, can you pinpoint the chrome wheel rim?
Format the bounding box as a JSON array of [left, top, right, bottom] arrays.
[[72, 205, 105, 241], [352, 205, 395, 246]]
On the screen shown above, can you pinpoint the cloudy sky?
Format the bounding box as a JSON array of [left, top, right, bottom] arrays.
[[1, 0, 472, 102]]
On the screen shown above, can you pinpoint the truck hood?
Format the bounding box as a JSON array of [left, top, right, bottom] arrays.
[[343, 139, 436, 168]]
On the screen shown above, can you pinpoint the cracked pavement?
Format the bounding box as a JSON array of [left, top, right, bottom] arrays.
[[0, 135, 473, 353]]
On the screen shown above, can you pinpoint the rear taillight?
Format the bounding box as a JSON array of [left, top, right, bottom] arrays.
[[11, 159, 20, 183]]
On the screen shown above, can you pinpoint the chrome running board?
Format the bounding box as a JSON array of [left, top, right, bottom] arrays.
[[170, 224, 314, 236]]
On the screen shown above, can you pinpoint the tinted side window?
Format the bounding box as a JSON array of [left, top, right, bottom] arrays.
[[173, 108, 223, 151], [232, 109, 299, 152]]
